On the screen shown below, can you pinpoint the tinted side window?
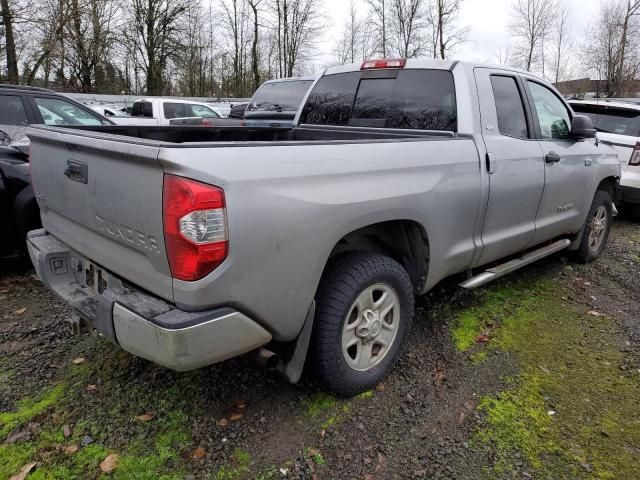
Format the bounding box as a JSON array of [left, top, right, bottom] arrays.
[[527, 81, 571, 139], [300, 72, 360, 126], [490, 76, 529, 139], [352, 70, 457, 131], [163, 103, 186, 119], [132, 102, 153, 117], [0, 95, 29, 125], [189, 104, 219, 118], [571, 104, 640, 137]]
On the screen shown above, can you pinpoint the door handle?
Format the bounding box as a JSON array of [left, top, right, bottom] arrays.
[[545, 152, 561, 164]]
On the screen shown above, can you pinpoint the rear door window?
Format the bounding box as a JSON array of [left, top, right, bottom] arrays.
[[300, 69, 457, 131], [490, 75, 529, 139], [570, 104, 640, 136], [132, 101, 153, 117], [34, 97, 103, 126], [163, 103, 187, 119], [0, 95, 29, 126]]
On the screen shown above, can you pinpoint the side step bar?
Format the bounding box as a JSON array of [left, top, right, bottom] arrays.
[[460, 239, 572, 289]]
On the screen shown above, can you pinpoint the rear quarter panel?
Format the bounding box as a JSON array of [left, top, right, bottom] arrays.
[[158, 138, 483, 340]]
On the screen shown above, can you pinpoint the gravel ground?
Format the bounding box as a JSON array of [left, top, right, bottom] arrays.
[[1, 218, 638, 479]]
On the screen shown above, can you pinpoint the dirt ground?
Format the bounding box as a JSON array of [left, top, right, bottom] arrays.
[[1, 217, 639, 480]]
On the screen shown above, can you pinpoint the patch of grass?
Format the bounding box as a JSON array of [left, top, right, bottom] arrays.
[[0, 384, 65, 438], [303, 392, 337, 418], [469, 350, 487, 364], [474, 279, 640, 478], [27, 443, 110, 480], [312, 453, 326, 466], [451, 285, 535, 352], [357, 390, 373, 399], [213, 448, 252, 480], [255, 466, 279, 480], [0, 443, 36, 479]]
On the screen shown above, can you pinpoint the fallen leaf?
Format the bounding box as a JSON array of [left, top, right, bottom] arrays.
[[64, 445, 79, 454], [192, 447, 206, 459], [9, 462, 36, 480], [86, 384, 97, 392], [216, 418, 229, 427], [457, 410, 467, 424], [233, 400, 247, 410], [475, 333, 490, 343], [375, 383, 385, 393], [63, 425, 72, 438], [72, 357, 85, 365], [587, 310, 605, 317], [134, 413, 155, 422], [14, 308, 26, 315], [99, 454, 119, 474], [463, 400, 476, 411], [4, 426, 32, 444], [307, 448, 320, 456], [229, 413, 243, 422], [377, 452, 387, 469], [319, 429, 326, 439]]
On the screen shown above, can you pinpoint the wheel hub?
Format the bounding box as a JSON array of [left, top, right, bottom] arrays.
[[356, 309, 382, 341]]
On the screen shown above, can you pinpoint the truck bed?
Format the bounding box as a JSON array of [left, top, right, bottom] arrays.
[[61, 124, 456, 145]]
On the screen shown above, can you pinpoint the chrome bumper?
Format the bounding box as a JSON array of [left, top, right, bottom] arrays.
[[27, 229, 272, 371]]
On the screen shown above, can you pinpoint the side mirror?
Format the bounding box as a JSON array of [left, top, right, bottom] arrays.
[[570, 115, 596, 140], [0, 130, 11, 146]]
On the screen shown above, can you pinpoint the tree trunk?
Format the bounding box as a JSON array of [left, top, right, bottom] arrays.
[[250, 1, 260, 91], [1, 0, 19, 84]]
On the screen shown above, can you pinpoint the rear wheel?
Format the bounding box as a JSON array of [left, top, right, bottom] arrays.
[[574, 190, 613, 263], [310, 253, 414, 396]]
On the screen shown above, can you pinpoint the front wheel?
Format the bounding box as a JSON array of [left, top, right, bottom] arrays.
[[574, 190, 613, 263], [310, 253, 414, 396]]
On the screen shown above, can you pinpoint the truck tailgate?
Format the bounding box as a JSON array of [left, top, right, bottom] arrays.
[[28, 127, 173, 301]]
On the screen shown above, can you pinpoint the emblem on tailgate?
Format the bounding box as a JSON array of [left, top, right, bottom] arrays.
[[95, 215, 161, 254]]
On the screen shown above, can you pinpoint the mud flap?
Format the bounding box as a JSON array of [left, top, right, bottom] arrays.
[[278, 301, 315, 383]]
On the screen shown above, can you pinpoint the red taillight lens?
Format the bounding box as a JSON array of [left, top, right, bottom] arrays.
[[361, 58, 406, 70], [630, 142, 640, 166], [163, 174, 228, 281]]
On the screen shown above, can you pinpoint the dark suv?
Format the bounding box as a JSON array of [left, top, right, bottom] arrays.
[[0, 84, 110, 257]]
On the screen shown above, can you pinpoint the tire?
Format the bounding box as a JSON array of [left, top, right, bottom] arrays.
[[574, 189, 613, 263], [310, 252, 414, 396]]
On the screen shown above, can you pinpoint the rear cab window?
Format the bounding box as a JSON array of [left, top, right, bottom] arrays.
[[248, 80, 314, 113], [300, 69, 457, 131], [132, 101, 153, 117], [571, 104, 640, 137]]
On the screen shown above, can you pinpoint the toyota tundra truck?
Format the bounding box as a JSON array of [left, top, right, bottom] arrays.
[[26, 59, 620, 396]]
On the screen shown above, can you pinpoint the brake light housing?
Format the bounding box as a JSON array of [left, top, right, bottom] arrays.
[[630, 142, 640, 166], [163, 174, 228, 281], [361, 58, 406, 70]]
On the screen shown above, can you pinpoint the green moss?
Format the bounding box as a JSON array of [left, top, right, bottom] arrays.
[[0, 384, 65, 438], [469, 350, 487, 364], [213, 448, 252, 480], [303, 392, 337, 418], [356, 390, 373, 399], [474, 279, 640, 478], [0, 443, 36, 479], [312, 453, 326, 466], [255, 466, 279, 480], [28, 443, 110, 480]]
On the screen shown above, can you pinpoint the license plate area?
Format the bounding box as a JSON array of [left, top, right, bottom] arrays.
[[85, 262, 109, 295]]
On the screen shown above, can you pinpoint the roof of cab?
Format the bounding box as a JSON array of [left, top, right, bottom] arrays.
[[569, 99, 640, 111]]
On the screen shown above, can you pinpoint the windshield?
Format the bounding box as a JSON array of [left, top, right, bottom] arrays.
[[34, 97, 104, 126], [247, 80, 313, 112], [571, 104, 640, 137]]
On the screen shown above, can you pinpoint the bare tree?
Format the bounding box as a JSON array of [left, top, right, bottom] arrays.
[[494, 46, 511, 65], [509, 0, 555, 71], [549, 0, 572, 84], [428, 0, 469, 59], [585, 0, 640, 96], [366, 0, 388, 57], [334, 0, 368, 64], [0, 0, 19, 83], [123, 0, 188, 95], [248, 0, 262, 89], [390, 0, 428, 58]]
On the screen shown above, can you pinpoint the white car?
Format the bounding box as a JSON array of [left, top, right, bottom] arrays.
[[570, 99, 640, 214], [89, 105, 129, 117], [130, 98, 229, 125]]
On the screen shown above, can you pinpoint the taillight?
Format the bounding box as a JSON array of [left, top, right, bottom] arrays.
[[163, 175, 228, 281], [361, 58, 406, 70], [630, 142, 640, 166]]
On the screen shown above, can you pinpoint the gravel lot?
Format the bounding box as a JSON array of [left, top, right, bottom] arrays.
[[1, 218, 639, 479]]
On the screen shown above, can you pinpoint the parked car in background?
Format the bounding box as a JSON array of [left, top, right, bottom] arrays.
[[569, 99, 640, 215], [244, 77, 315, 127], [27, 59, 619, 396], [128, 98, 242, 126], [89, 104, 130, 117], [0, 85, 111, 256]]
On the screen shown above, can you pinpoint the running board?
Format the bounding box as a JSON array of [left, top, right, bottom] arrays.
[[459, 239, 572, 289]]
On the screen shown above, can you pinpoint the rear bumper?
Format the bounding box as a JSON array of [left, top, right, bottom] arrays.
[[26, 229, 272, 371]]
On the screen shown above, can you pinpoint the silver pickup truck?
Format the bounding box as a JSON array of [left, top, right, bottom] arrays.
[[27, 59, 620, 395]]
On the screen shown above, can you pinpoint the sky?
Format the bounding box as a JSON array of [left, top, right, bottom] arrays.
[[317, 0, 602, 70]]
